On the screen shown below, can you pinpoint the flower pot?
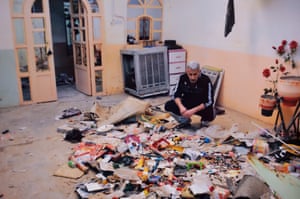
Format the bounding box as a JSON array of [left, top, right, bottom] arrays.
[[277, 76, 300, 106], [259, 95, 276, 117]]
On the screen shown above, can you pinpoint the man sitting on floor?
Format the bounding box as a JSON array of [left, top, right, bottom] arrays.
[[164, 61, 215, 128]]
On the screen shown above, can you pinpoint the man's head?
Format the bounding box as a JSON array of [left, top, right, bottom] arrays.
[[186, 61, 201, 84]]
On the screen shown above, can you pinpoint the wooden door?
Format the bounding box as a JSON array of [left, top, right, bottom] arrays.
[[70, 0, 104, 96], [11, 0, 57, 104], [28, 0, 57, 102], [70, 0, 91, 95]]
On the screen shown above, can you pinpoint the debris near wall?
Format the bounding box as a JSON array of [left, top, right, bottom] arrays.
[[56, 73, 74, 86], [54, 97, 300, 199]]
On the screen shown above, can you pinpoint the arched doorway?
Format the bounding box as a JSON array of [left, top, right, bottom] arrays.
[[10, 0, 104, 105], [69, 0, 104, 95]]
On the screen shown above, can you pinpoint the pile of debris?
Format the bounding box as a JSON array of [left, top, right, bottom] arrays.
[[54, 97, 300, 199]]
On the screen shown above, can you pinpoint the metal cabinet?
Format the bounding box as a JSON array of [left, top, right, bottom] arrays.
[[121, 47, 169, 98]]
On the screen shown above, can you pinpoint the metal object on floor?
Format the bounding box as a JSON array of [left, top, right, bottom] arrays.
[[252, 122, 300, 156], [273, 96, 300, 141]]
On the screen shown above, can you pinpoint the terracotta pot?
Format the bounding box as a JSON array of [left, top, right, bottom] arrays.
[[277, 76, 300, 106], [259, 94, 276, 117]]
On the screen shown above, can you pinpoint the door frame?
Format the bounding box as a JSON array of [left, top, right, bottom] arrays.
[[11, 0, 105, 105], [10, 0, 57, 105]]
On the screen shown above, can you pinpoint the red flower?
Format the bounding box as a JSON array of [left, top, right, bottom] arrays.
[[262, 68, 271, 78], [277, 45, 285, 55], [282, 40, 287, 46], [263, 40, 298, 96], [279, 65, 286, 72], [289, 40, 298, 51]]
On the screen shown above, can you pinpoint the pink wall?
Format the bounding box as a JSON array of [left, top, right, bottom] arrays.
[[184, 45, 298, 124]]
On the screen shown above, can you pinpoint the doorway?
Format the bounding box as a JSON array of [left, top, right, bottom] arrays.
[[49, 0, 104, 99], [49, 0, 79, 99], [11, 0, 104, 105]]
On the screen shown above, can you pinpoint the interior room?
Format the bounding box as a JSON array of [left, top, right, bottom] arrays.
[[0, 0, 300, 198]]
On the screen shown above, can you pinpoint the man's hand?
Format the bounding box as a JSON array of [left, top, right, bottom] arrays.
[[175, 98, 187, 116], [179, 107, 187, 115], [182, 109, 194, 118], [182, 103, 206, 118]]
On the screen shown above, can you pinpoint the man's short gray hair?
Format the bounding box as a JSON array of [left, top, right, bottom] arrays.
[[187, 61, 200, 70]]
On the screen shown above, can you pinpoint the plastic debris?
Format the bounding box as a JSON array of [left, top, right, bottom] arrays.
[[54, 99, 298, 199]]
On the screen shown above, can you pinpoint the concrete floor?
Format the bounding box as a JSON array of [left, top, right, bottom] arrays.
[[0, 85, 272, 199]]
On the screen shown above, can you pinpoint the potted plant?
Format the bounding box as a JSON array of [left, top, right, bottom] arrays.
[[260, 57, 287, 116], [272, 40, 300, 106], [259, 95, 277, 117]]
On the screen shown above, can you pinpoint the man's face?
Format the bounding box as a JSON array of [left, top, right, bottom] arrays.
[[186, 68, 200, 84]]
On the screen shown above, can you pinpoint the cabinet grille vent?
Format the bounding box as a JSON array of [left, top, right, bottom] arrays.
[[139, 53, 167, 88], [121, 47, 169, 98]]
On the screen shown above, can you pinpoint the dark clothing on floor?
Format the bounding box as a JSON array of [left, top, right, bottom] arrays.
[[165, 73, 215, 122]]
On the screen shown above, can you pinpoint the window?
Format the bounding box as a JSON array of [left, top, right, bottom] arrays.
[[127, 0, 163, 43]]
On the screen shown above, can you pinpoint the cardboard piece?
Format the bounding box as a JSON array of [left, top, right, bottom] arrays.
[[90, 101, 112, 121], [53, 164, 84, 179], [97, 96, 150, 126]]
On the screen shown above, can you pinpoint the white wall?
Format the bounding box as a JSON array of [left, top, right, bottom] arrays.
[[0, 0, 14, 49], [1, 0, 300, 112], [0, 0, 20, 107], [163, 0, 300, 122], [163, 0, 300, 60], [103, 0, 127, 44]]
